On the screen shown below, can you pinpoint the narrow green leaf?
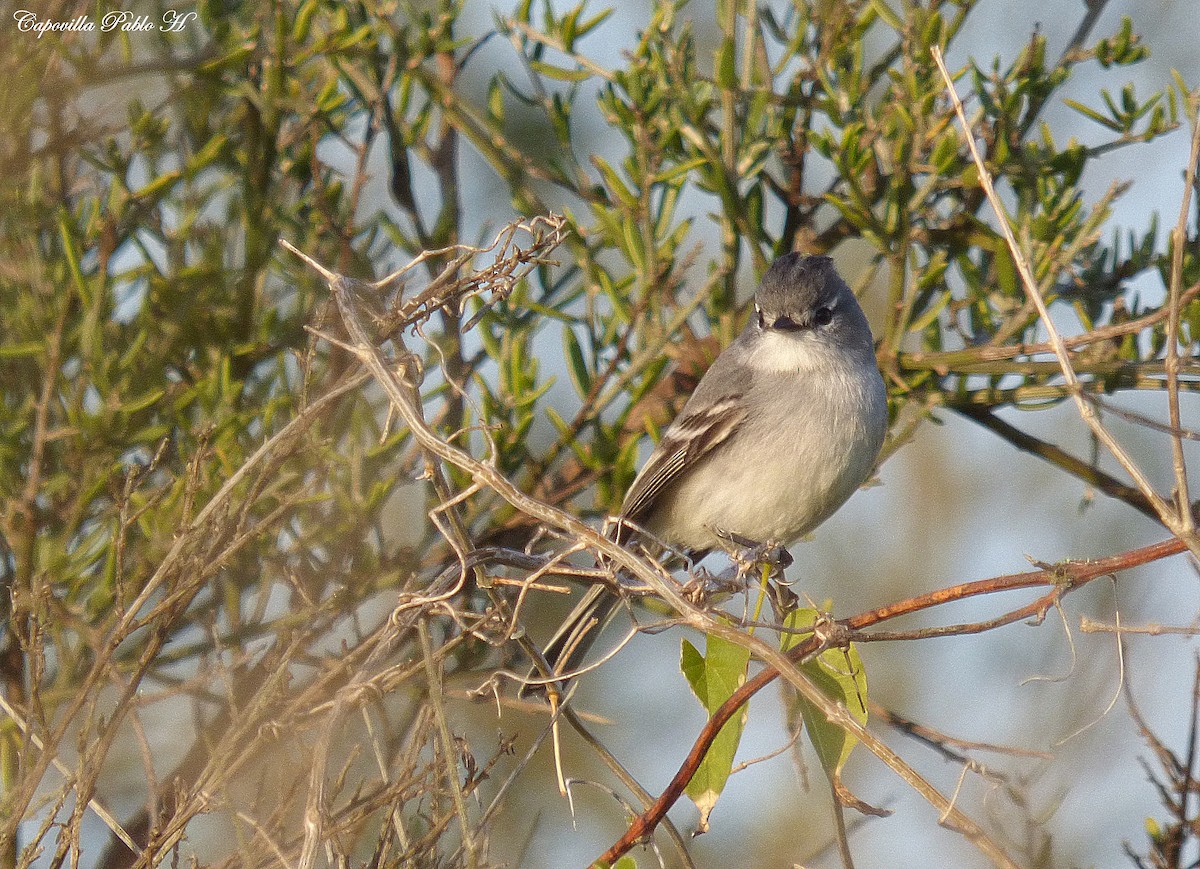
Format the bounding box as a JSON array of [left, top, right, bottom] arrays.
[[868, 0, 904, 31], [529, 60, 592, 82], [681, 634, 751, 831], [781, 609, 868, 782], [121, 388, 166, 415], [0, 341, 45, 359], [487, 77, 504, 122], [293, 0, 318, 42], [591, 155, 638, 208], [715, 37, 736, 89], [909, 290, 952, 333], [621, 216, 646, 273], [562, 325, 591, 397], [651, 157, 708, 185], [56, 212, 88, 306], [577, 7, 614, 39]]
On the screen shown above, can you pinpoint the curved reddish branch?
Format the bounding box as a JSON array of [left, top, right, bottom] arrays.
[[594, 535, 1188, 867]]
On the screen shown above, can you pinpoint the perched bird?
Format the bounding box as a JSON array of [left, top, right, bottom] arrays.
[[529, 253, 888, 690]]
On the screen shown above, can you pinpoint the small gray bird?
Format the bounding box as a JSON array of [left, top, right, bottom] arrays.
[[530, 253, 888, 689]]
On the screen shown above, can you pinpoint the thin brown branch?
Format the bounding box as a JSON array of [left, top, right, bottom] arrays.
[[1080, 618, 1200, 636], [0, 692, 138, 853], [875, 703, 1053, 762], [955, 405, 1163, 521], [595, 535, 1186, 867], [418, 621, 479, 868], [899, 280, 1200, 370]]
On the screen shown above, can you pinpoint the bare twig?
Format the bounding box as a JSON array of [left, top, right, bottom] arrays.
[[1165, 97, 1200, 534], [0, 692, 138, 854], [419, 621, 479, 868], [1081, 617, 1200, 637], [900, 281, 1200, 369], [956, 405, 1165, 521]]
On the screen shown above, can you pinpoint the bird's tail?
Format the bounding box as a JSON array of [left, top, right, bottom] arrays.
[[520, 583, 621, 697]]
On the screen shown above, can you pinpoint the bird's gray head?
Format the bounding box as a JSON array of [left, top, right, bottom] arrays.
[[746, 253, 875, 368]]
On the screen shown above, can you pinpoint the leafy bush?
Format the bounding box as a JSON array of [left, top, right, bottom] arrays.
[[1, 2, 1197, 867]]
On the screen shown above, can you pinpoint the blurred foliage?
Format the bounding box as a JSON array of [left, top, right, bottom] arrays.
[[1, 0, 1197, 867]]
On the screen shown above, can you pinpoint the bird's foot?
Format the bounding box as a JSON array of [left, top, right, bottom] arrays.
[[711, 529, 799, 615], [711, 528, 793, 576]]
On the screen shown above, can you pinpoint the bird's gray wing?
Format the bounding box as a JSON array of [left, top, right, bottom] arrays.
[[525, 393, 747, 694], [523, 346, 750, 694], [619, 393, 748, 527]]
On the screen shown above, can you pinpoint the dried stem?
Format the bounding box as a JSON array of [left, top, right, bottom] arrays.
[[1165, 98, 1200, 534]]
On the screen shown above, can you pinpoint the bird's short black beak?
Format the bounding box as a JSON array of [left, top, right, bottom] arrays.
[[769, 315, 804, 332]]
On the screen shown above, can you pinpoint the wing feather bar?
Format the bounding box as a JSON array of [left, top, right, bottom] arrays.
[[619, 397, 747, 525]]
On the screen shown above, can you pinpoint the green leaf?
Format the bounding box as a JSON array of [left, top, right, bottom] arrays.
[[0, 341, 44, 359], [591, 155, 638, 209], [562, 325, 591, 396], [56, 211, 88, 306], [293, 0, 318, 42], [681, 633, 750, 832], [651, 157, 707, 185], [529, 60, 593, 82], [121, 387, 166, 415], [930, 132, 959, 173], [781, 609, 867, 783], [487, 77, 504, 122], [715, 37, 736, 89], [909, 289, 952, 333], [577, 7, 614, 40], [591, 856, 639, 869], [868, 0, 904, 31]]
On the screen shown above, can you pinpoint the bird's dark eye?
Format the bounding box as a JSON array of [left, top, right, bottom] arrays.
[[814, 306, 833, 326], [757, 310, 765, 329]]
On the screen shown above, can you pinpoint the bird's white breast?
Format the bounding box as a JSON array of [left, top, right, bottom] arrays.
[[645, 346, 886, 552]]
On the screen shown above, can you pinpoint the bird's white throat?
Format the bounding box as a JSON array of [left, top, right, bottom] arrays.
[[746, 330, 842, 374]]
